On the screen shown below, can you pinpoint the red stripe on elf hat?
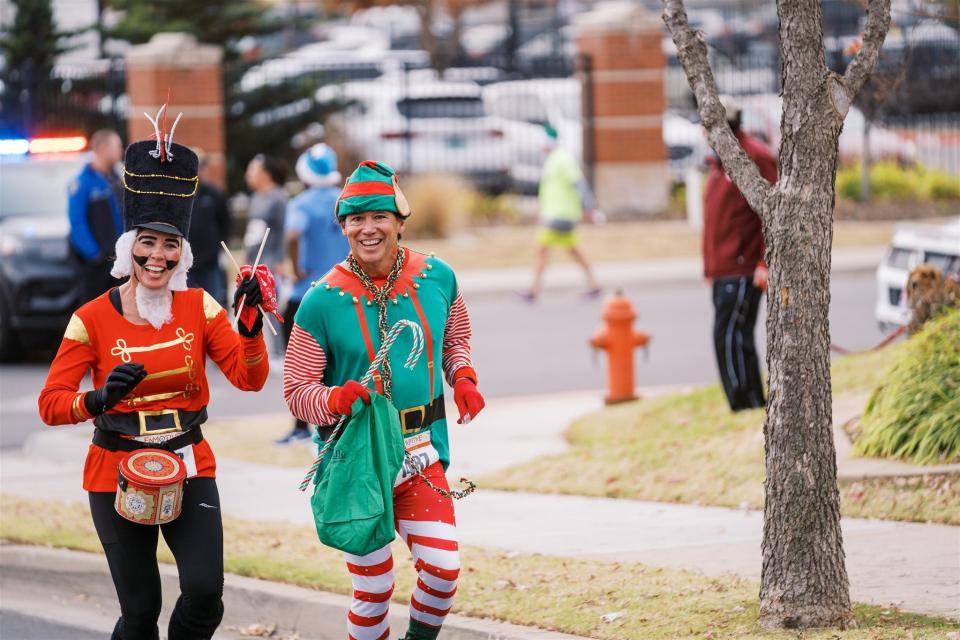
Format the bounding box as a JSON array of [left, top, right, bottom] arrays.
[[338, 181, 395, 200]]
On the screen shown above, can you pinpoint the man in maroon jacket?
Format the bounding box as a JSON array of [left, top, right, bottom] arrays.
[[703, 96, 777, 412]]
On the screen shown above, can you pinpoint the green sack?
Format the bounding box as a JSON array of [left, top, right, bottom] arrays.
[[311, 393, 405, 556]]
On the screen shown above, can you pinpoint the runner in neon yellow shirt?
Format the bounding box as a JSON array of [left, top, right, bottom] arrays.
[[518, 123, 601, 302]]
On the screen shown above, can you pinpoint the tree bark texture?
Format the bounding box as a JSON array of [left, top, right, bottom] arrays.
[[664, 0, 890, 629]]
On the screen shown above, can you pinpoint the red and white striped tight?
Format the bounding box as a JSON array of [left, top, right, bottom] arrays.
[[344, 463, 459, 640]]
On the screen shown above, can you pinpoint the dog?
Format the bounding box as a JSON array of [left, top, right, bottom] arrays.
[[905, 263, 960, 334]]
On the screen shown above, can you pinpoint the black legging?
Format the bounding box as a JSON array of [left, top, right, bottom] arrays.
[[89, 478, 224, 640]]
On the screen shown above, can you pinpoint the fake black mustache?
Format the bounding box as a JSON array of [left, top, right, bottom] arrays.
[[133, 254, 178, 271]]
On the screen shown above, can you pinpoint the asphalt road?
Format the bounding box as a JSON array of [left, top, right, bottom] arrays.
[[0, 269, 885, 450]]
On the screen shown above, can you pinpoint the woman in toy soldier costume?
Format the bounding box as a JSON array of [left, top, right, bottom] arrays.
[[38, 109, 280, 640]]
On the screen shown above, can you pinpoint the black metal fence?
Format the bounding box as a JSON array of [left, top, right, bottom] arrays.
[[0, 59, 127, 139], [665, 23, 960, 178], [223, 54, 584, 195]]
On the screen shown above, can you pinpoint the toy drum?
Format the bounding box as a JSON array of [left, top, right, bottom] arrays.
[[115, 449, 186, 525]]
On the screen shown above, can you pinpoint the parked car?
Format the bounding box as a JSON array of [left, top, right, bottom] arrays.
[[737, 94, 919, 164], [483, 78, 709, 188], [317, 78, 513, 192], [874, 218, 960, 330], [0, 140, 88, 360], [482, 78, 580, 192]]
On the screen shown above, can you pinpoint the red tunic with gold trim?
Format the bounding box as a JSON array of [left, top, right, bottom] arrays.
[[38, 288, 269, 492]]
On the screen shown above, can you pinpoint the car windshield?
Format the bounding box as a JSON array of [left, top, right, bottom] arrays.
[[0, 158, 86, 218], [396, 97, 486, 119]]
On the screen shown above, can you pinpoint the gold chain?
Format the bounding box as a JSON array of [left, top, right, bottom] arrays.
[[123, 169, 199, 198], [124, 168, 199, 182]]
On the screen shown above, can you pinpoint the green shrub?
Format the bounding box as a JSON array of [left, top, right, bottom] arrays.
[[921, 170, 960, 200], [835, 162, 959, 202], [855, 309, 960, 464], [836, 163, 863, 200], [468, 192, 521, 226], [869, 161, 921, 199]]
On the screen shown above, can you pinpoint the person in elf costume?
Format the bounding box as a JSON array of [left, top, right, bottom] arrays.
[[38, 109, 281, 640], [284, 160, 486, 640]]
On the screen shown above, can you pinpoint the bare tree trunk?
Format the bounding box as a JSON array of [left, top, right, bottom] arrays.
[[663, 0, 890, 629], [414, 1, 442, 71], [758, 0, 851, 627]]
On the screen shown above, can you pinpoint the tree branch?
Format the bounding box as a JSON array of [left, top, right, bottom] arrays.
[[662, 0, 774, 218], [841, 0, 892, 99]]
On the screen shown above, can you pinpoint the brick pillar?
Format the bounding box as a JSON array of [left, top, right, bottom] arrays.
[[574, 3, 669, 216], [125, 33, 226, 189]]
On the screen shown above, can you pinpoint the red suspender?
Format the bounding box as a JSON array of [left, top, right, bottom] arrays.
[[408, 290, 436, 402]]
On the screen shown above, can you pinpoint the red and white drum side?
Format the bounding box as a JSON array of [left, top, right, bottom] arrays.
[[115, 449, 187, 525]]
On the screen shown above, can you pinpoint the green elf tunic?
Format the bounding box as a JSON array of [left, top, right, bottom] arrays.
[[287, 247, 476, 483]]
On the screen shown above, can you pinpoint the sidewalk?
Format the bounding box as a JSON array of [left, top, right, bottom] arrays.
[[3, 386, 957, 624], [456, 245, 885, 295]]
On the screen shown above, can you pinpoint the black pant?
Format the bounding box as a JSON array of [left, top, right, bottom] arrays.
[[283, 299, 309, 434], [89, 478, 225, 640], [712, 276, 765, 411]]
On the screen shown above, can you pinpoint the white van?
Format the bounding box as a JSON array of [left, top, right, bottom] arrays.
[[874, 217, 960, 330]]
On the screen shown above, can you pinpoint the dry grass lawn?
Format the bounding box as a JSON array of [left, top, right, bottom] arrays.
[[480, 348, 960, 525], [1, 495, 953, 640], [405, 220, 894, 271]]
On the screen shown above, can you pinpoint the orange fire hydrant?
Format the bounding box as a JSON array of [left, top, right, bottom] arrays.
[[589, 291, 651, 404]]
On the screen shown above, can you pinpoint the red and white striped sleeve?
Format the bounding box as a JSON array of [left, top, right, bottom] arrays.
[[283, 324, 339, 426], [442, 292, 476, 386]]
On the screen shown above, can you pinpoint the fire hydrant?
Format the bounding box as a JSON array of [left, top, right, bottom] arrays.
[[589, 291, 650, 404]]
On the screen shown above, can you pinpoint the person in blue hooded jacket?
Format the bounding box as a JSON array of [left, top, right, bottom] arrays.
[[68, 129, 125, 304]]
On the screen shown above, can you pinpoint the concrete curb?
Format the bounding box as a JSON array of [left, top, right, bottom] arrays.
[[0, 544, 590, 640], [456, 246, 885, 295]]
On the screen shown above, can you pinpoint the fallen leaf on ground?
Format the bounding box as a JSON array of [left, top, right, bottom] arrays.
[[601, 611, 626, 623]]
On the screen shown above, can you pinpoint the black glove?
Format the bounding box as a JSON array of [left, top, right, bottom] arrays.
[[84, 362, 148, 416], [233, 275, 264, 338]]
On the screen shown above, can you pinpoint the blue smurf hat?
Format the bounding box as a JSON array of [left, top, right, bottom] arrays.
[[296, 143, 341, 187]]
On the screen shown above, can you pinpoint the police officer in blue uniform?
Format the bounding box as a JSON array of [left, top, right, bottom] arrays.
[[68, 129, 125, 304]]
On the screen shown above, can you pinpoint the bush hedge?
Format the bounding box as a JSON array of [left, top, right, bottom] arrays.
[[836, 162, 960, 202], [855, 309, 960, 464]]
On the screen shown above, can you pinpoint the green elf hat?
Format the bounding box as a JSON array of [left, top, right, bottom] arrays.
[[335, 160, 411, 219]]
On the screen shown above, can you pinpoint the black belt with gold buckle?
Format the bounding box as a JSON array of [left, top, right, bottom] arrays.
[[399, 395, 445, 434], [315, 395, 446, 442], [94, 407, 208, 437]]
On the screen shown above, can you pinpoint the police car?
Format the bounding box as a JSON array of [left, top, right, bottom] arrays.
[[0, 136, 89, 360], [874, 217, 960, 331]]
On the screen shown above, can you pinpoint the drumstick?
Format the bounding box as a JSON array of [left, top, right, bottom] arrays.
[[228, 230, 278, 336], [220, 241, 277, 336]]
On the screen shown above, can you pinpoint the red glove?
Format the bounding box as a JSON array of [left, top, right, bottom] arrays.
[[234, 265, 283, 335], [327, 380, 371, 416], [453, 377, 485, 424]]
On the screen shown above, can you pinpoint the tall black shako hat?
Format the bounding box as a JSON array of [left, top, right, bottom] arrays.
[[122, 105, 199, 237]]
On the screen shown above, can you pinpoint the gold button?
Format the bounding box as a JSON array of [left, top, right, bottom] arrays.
[[338, 291, 345, 297]]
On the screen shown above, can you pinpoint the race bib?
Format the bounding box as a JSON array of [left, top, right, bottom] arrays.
[[395, 430, 440, 486]]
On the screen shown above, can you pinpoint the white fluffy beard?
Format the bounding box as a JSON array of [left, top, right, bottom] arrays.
[[135, 283, 173, 329], [111, 230, 195, 330]]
